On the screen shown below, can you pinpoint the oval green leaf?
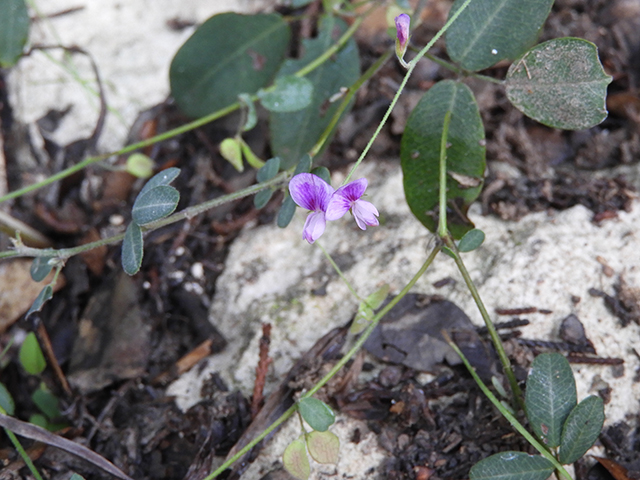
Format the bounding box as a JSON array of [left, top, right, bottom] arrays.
[[270, 15, 360, 168], [32, 386, 60, 420], [131, 186, 180, 225], [294, 154, 312, 175], [253, 188, 273, 209], [306, 430, 339, 464], [277, 194, 297, 228], [283, 437, 311, 480], [26, 285, 53, 318], [458, 228, 485, 252], [30, 256, 54, 282], [170, 13, 290, 118], [470, 452, 554, 480], [19, 332, 46, 375], [0, 0, 29, 68], [138, 167, 180, 198], [256, 157, 281, 183], [506, 38, 612, 130], [525, 353, 577, 448], [310, 166, 331, 186], [298, 397, 335, 432], [400, 80, 485, 239], [0, 382, 15, 415], [259, 75, 314, 112], [121, 222, 143, 276], [446, 0, 554, 72], [29, 413, 49, 429], [558, 395, 604, 465]]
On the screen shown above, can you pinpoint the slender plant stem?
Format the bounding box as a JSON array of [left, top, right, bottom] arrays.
[[0, 17, 364, 205], [342, 0, 474, 184], [442, 236, 525, 411], [1, 173, 288, 260], [204, 245, 441, 479], [437, 111, 452, 238], [0, 407, 44, 480], [444, 336, 572, 480], [317, 242, 363, 302]]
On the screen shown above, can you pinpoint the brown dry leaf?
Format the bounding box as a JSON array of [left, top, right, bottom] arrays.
[[0, 259, 66, 333], [594, 456, 632, 480]]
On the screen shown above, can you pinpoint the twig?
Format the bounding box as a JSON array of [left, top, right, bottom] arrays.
[[251, 323, 273, 418]]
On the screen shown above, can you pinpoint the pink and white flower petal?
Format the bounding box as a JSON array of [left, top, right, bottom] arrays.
[[302, 211, 327, 244], [335, 178, 367, 203], [352, 200, 379, 230], [325, 193, 352, 221], [289, 173, 334, 212]]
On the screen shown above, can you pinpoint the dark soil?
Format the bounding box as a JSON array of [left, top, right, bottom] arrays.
[[0, 0, 639, 479]]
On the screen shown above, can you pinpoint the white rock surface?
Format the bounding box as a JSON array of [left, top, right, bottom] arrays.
[[168, 160, 640, 477], [8, 0, 277, 152]]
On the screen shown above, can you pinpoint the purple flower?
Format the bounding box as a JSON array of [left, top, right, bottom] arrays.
[[326, 178, 379, 230], [395, 14, 410, 65], [289, 173, 335, 244]]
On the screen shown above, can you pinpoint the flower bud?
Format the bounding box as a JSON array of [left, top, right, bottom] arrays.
[[395, 14, 410, 65]]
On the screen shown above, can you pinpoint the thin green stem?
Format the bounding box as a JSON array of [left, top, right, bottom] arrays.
[[0, 17, 363, 205], [317, 242, 363, 302], [442, 236, 524, 411], [444, 336, 572, 480], [437, 111, 452, 238], [342, 0, 474, 184], [204, 245, 441, 479], [0, 407, 45, 480], [1, 173, 288, 260]]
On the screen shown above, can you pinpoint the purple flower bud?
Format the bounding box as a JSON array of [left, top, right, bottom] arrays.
[[326, 178, 379, 230], [289, 173, 335, 244], [395, 14, 410, 49]]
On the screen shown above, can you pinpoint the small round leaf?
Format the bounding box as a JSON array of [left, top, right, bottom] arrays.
[[294, 154, 312, 175], [19, 332, 46, 375], [122, 222, 144, 276], [131, 186, 180, 225], [298, 397, 335, 432], [26, 285, 53, 319], [458, 228, 485, 252], [277, 195, 297, 228], [32, 386, 60, 420], [256, 157, 281, 183], [470, 452, 555, 480], [310, 167, 331, 186], [254, 189, 273, 209], [506, 38, 612, 130], [0, 382, 15, 415], [30, 256, 54, 282], [29, 413, 49, 429], [306, 430, 339, 464], [259, 75, 314, 112], [138, 167, 180, 198], [283, 437, 311, 480]]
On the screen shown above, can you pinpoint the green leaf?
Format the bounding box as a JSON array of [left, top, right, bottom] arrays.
[[298, 397, 335, 432], [0, 0, 29, 68], [256, 157, 281, 182], [270, 15, 360, 168], [254, 189, 273, 209], [310, 166, 331, 186], [400, 80, 485, 239], [19, 332, 46, 375], [138, 167, 180, 198], [26, 285, 53, 318], [458, 228, 485, 252], [283, 437, 311, 480], [29, 413, 48, 429], [69, 474, 86, 480], [30, 256, 54, 282], [351, 284, 390, 334], [306, 430, 340, 464], [470, 452, 555, 480], [505, 38, 612, 130], [525, 353, 577, 448], [121, 222, 143, 276], [294, 154, 312, 175], [220, 137, 244, 172], [32, 386, 60, 420], [0, 382, 15, 415], [277, 195, 297, 228], [259, 75, 314, 112], [558, 395, 604, 465], [238, 93, 258, 132], [131, 186, 180, 225], [170, 13, 290, 118], [445, 0, 554, 72], [125, 153, 154, 178]]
